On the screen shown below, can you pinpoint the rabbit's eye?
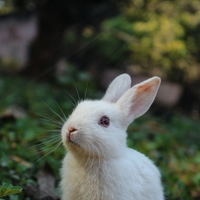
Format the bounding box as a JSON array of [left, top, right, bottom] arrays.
[[99, 116, 110, 127]]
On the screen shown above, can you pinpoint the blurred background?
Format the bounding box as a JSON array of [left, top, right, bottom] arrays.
[[0, 0, 200, 199]]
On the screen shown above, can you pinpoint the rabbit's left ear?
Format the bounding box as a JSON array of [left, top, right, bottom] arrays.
[[102, 74, 131, 103], [117, 77, 161, 126]]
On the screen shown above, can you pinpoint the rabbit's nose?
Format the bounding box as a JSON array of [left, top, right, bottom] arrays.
[[67, 127, 77, 140]]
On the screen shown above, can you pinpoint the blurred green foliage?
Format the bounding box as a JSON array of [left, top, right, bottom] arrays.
[[98, 0, 200, 82], [0, 183, 22, 197], [0, 70, 200, 199]]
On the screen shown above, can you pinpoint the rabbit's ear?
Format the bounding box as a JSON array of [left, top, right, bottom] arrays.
[[117, 77, 161, 125], [102, 74, 131, 103]]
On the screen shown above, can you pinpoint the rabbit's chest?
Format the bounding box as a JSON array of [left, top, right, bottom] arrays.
[[61, 155, 127, 200]]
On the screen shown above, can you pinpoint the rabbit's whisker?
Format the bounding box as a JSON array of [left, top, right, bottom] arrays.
[[42, 100, 65, 123], [73, 80, 81, 102], [54, 100, 67, 120], [37, 113, 63, 126], [44, 130, 61, 134], [33, 140, 62, 165], [33, 137, 61, 148], [64, 90, 77, 106], [84, 78, 90, 100]]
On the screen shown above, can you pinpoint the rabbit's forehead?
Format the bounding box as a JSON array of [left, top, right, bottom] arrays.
[[71, 100, 120, 118]]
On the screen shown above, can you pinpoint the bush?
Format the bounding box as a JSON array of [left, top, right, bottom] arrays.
[[99, 0, 200, 82]]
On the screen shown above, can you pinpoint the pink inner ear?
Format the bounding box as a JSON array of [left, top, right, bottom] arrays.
[[128, 78, 160, 120], [135, 78, 160, 96]]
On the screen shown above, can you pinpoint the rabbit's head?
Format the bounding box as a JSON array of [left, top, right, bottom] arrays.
[[61, 74, 161, 158]]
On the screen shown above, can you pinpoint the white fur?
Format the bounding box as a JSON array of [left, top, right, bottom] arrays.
[[102, 73, 131, 103], [60, 74, 164, 200]]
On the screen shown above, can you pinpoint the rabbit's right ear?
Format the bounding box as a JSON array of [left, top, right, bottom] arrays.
[[117, 77, 161, 126], [102, 74, 131, 103]]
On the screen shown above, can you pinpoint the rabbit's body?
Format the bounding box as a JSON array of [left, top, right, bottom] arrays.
[[61, 148, 163, 200], [60, 74, 164, 200]]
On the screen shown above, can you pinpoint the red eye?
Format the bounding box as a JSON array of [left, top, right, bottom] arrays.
[[99, 116, 110, 127]]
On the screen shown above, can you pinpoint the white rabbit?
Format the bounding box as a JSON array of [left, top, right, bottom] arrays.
[[60, 74, 164, 200]]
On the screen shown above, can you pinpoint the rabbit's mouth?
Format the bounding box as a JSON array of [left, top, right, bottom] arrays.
[[64, 128, 84, 148], [66, 129, 79, 145], [68, 139, 78, 146], [67, 135, 79, 146]]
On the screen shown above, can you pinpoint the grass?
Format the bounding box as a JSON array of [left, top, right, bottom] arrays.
[[0, 73, 200, 199]]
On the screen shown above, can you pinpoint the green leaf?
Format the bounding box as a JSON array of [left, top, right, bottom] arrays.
[[0, 183, 22, 197]]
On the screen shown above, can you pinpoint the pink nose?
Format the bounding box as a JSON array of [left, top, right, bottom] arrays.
[[67, 127, 77, 140]]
